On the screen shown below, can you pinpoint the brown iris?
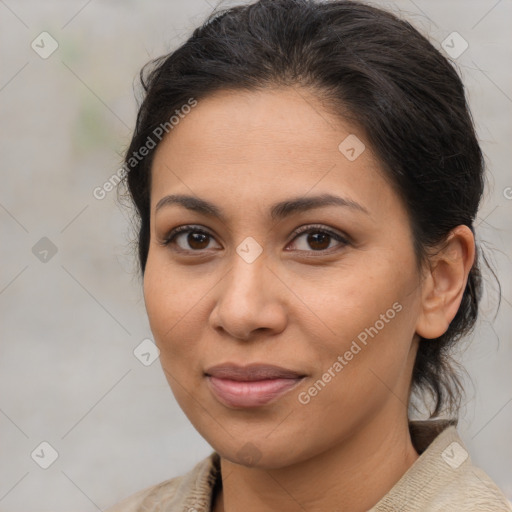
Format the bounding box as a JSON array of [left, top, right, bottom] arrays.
[[307, 232, 331, 251], [188, 232, 210, 250]]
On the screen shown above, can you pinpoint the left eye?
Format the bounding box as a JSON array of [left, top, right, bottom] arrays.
[[288, 226, 348, 252]]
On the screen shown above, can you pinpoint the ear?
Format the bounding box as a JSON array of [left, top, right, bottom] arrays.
[[415, 225, 475, 340]]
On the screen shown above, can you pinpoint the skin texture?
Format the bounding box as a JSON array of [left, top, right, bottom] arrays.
[[143, 87, 475, 512]]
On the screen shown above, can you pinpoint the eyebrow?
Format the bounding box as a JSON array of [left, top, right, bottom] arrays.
[[155, 193, 369, 221]]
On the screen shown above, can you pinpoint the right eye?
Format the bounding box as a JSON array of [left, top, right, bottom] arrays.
[[161, 225, 221, 252]]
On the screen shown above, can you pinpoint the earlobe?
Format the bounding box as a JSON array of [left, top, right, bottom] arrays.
[[415, 225, 475, 340]]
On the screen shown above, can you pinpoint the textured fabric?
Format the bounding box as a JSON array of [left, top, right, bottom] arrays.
[[105, 420, 512, 511]]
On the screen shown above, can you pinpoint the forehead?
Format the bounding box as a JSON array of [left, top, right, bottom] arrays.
[[149, 87, 395, 217], [154, 87, 359, 164]]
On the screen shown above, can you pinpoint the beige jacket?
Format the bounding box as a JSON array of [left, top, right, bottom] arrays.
[[105, 420, 512, 511]]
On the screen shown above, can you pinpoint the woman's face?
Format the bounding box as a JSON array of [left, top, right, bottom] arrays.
[[144, 87, 424, 468]]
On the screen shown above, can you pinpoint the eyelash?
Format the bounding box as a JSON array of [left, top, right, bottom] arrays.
[[160, 224, 350, 255]]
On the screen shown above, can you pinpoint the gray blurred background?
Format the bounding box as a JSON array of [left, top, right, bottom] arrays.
[[0, 0, 511, 510]]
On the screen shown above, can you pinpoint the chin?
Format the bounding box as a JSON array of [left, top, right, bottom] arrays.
[[210, 435, 312, 470]]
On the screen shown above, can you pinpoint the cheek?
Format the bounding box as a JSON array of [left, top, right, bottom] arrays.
[[143, 261, 208, 411], [300, 253, 419, 376], [298, 259, 407, 336], [143, 256, 197, 358]]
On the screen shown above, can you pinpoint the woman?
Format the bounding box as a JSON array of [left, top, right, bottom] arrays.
[[107, 0, 511, 510]]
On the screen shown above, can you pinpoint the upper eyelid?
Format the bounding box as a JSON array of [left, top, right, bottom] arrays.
[[161, 225, 218, 248]]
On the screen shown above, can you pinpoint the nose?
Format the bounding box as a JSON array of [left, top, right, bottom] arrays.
[[209, 252, 288, 341]]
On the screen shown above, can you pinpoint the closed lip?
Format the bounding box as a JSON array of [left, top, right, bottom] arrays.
[[204, 363, 306, 381]]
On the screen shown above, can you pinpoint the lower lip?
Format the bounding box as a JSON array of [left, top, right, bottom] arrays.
[[206, 376, 304, 408]]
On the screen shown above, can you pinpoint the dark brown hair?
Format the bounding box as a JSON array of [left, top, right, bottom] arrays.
[[120, 0, 499, 419]]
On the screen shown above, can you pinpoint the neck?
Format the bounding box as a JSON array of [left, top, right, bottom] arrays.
[[213, 412, 419, 512]]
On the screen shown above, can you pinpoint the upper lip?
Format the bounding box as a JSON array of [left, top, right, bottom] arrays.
[[205, 363, 305, 381]]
